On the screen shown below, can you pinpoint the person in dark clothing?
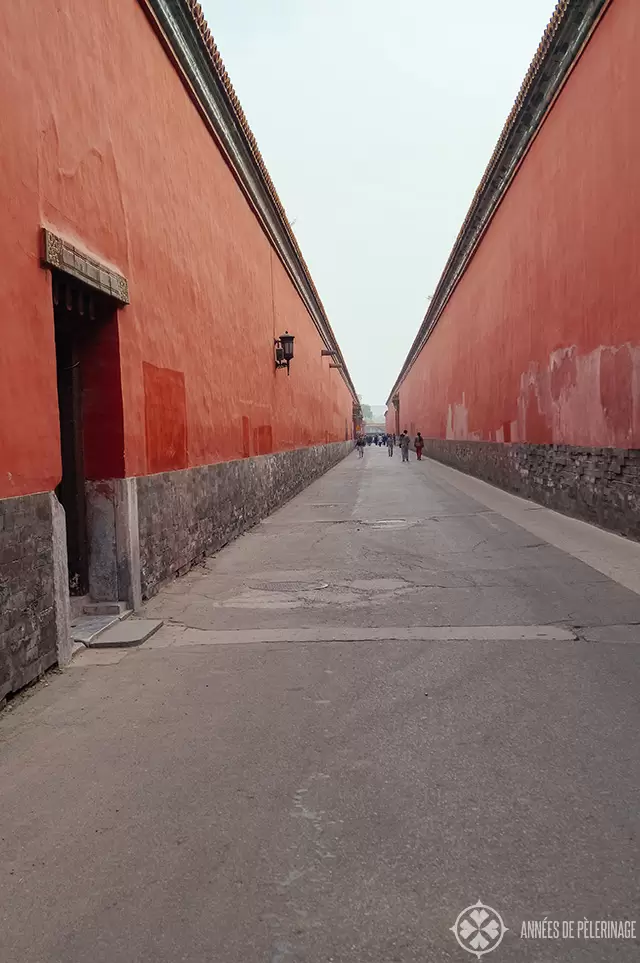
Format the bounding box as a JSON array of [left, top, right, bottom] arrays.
[[400, 430, 411, 463]]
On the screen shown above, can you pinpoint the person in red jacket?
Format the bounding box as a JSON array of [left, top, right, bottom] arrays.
[[414, 432, 424, 460]]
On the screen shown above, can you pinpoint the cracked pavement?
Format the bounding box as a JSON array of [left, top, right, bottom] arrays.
[[1, 448, 640, 962]]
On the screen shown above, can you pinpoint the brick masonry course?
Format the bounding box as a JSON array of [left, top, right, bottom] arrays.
[[0, 493, 58, 700], [421, 440, 640, 541], [137, 441, 353, 598]]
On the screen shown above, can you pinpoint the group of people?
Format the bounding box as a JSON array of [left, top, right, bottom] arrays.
[[356, 430, 424, 461]]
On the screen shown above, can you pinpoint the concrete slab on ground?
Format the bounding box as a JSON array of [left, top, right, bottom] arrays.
[[147, 623, 578, 647], [581, 623, 640, 643], [89, 618, 163, 648]]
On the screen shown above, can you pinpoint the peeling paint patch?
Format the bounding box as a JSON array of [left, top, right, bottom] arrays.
[[446, 393, 469, 440], [600, 345, 633, 443], [516, 344, 640, 447], [445, 344, 640, 447], [509, 345, 640, 446]]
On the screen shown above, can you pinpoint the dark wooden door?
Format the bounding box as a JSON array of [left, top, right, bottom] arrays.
[[53, 276, 89, 595]]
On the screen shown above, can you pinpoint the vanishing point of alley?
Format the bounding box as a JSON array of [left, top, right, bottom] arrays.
[[2, 446, 640, 962]]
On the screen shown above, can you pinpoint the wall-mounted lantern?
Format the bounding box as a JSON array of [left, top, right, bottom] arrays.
[[275, 331, 295, 374]]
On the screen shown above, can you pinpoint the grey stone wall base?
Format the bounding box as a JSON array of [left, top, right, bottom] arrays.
[[115, 478, 142, 611], [422, 440, 640, 541], [0, 492, 59, 700], [86, 478, 142, 609], [50, 494, 72, 668], [137, 440, 353, 598]]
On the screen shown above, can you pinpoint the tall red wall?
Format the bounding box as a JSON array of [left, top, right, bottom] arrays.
[[384, 409, 395, 436], [395, 0, 640, 450], [0, 0, 354, 500]]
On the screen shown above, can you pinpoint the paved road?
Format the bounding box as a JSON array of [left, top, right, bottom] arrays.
[[1, 447, 640, 962]]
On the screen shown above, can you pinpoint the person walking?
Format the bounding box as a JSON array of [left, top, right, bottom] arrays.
[[387, 433, 394, 457], [356, 434, 365, 458], [414, 431, 424, 461], [400, 430, 411, 463]]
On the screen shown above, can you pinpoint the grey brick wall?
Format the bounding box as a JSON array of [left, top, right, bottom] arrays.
[[0, 493, 58, 700], [422, 440, 640, 540], [137, 441, 353, 598]]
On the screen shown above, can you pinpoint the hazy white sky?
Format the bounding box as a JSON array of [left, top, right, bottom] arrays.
[[202, 0, 558, 405]]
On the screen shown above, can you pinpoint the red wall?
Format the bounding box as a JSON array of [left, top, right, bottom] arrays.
[[0, 0, 354, 500], [395, 0, 640, 450], [385, 409, 395, 436]]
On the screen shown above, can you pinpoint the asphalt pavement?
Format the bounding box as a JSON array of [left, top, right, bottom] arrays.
[[1, 445, 639, 962]]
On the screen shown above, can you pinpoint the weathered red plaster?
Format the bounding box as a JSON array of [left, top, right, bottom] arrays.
[[393, 0, 640, 451], [0, 0, 354, 500]]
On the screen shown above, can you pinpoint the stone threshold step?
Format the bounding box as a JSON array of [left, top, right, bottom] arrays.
[[71, 611, 133, 646], [83, 601, 131, 617], [89, 618, 164, 649]]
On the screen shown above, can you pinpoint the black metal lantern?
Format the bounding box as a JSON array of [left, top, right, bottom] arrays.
[[275, 331, 295, 374]]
